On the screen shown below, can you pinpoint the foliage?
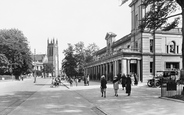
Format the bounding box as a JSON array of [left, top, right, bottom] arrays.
[[62, 42, 99, 77], [139, 0, 180, 32], [0, 29, 32, 79], [62, 44, 77, 78], [43, 63, 54, 75], [74, 42, 85, 76], [84, 43, 99, 63], [0, 54, 9, 74]]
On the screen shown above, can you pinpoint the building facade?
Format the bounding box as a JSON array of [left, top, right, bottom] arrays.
[[32, 54, 48, 72], [47, 39, 59, 77], [32, 39, 59, 77], [84, 0, 182, 82]]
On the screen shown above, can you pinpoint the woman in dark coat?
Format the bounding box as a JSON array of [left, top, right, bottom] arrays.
[[126, 74, 132, 96], [121, 73, 126, 90]]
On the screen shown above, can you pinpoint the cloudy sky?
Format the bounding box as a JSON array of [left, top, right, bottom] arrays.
[[0, 0, 131, 62]]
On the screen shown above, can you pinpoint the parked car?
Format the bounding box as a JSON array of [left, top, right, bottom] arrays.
[[147, 70, 178, 87]]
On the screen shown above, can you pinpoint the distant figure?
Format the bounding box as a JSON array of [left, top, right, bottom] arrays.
[[69, 78, 73, 87], [51, 77, 59, 87], [126, 74, 132, 96], [86, 74, 90, 86], [84, 76, 87, 86], [134, 73, 138, 85], [20, 75, 24, 81], [131, 74, 134, 86], [75, 77, 78, 86], [113, 75, 119, 97], [121, 73, 127, 90], [100, 75, 107, 98]]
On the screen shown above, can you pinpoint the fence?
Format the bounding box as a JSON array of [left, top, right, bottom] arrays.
[[161, 82, 184, 97]]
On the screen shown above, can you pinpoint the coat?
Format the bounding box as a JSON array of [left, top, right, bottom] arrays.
[[101, 78, 107, 89], [126, 77, 132, 94], [121, 75, 127, 87], [113, 79, 119, 90]]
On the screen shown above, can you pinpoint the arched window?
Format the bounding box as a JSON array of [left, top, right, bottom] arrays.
[[169, 41, 176, 53]]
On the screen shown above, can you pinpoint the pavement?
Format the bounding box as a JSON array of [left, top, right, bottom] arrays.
[[0, 77, 184, 115]]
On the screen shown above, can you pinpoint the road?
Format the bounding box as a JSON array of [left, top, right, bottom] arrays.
[[0, 77, 184, 115]]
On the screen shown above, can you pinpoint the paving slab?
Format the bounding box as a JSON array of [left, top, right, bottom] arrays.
[[1, 78, 184, 115]]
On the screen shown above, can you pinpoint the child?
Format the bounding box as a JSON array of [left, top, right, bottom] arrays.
[[113, 75, 119, 97], [100, 75, 107, 98]]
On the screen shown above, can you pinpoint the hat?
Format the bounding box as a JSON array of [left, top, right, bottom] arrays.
[[101, 75, 105, 78]]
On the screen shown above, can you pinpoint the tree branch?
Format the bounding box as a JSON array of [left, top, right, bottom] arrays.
[[164, 12, 182, 20]]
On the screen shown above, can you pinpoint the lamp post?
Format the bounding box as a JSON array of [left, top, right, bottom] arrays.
[[152, 0, 156, 87], [33, 49, 36, 83]]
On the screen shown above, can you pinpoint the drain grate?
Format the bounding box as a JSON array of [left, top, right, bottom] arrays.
[[91, 106, 107, 115]]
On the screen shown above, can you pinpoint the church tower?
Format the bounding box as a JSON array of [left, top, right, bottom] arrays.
[[47, 38, 59, 77]]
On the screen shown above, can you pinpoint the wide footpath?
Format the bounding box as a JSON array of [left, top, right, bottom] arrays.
[[0, 77, 184, 115]]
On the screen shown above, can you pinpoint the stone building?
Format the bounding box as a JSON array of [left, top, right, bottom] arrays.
[[32, 39, 59, 77], [47, 39, 59, 77], [32, 54, 48, 72], [84, 0, 182, 82]]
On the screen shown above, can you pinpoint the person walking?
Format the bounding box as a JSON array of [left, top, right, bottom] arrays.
[[69, 77, 73, 87], [87, 74, 90, 86], [100, 75, 107, 98], [113, 75, 119, 97], [126, 74, 132, 96], [134, 73, 138, 85], [84, 76, 87, 86], [75, 77, 78, 86], [20, 74, 24, 81], [121, 73, 126, 90]]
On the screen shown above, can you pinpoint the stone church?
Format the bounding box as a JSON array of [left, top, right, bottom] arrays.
[[32, 39, 59, 77]]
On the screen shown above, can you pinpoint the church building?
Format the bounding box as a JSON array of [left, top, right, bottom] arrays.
[[32, 39, 59, 77]]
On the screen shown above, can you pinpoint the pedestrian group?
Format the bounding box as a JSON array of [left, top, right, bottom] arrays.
[[100, 73, 138, 98]]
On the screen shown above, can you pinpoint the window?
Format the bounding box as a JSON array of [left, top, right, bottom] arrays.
[[150, 62, 153, 73], [166, 62, 179, 70], [150, 39, 153, 52], [135, 14, 138, 29], [135, 41, 138, 49], [169, 41, 175, 53], [167, 41, 176, 54]]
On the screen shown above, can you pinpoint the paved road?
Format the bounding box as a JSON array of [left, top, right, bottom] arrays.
[[0, 77, 184, 115]]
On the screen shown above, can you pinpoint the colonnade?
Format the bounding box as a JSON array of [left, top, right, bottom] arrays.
[[84, 58, 141, 82]]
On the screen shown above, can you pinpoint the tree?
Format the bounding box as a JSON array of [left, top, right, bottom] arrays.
[[84, 43, 99, 63], [0, 29, 32, 79], [120, 0, 184, 69], [43, 63, 54, 77], [74, 42, 85, 76], [62, 44, 77, 78], [62, 42, 100, 78], [0, 54, 9, 74]]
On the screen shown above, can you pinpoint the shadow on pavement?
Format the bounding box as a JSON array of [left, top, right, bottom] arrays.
[[1, 81, 184, 115]]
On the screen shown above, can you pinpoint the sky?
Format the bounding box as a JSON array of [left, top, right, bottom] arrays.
[[0, 0, 131, 64]]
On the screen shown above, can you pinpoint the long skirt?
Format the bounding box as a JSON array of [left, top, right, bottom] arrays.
[[126, 84, 131, 94]]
